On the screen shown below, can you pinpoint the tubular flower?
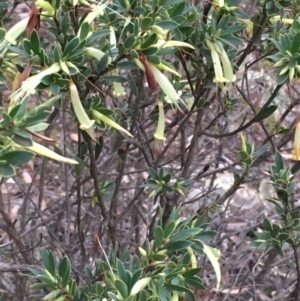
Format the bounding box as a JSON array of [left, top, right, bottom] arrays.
[[9, 63, 61, 112], [270, 16, 293, 24], [91, 109, 133, 137], [206, 39, 236, 87], [149, 64, 184, 108], [0, 17, 29, 58], [35, 0, 55, 16], [109, 26, 126, 100], [156, 62, 181, 77], [150, 39, 195, 50], [172, 292, 179, 301], [85, 47, 112, 63], [149, 25, 168, 39], [134, 58, 184, 109], [70, 81, 96, 141], [77, 2, 108, 37], [13, 141, 78, 164], [154, 99, 166, 150], [293, 121, 300, 160]]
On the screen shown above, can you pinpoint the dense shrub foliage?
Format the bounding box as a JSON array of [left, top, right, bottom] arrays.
[[1, 0, 300, 300]]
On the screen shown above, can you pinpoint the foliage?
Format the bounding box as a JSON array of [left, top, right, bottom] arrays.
[[1, 0, 300, 300], [30, 209, 220, 301], [252, 152, 299, 255]]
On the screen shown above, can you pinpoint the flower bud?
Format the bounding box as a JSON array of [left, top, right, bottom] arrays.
[[130, 278, 151, 296]]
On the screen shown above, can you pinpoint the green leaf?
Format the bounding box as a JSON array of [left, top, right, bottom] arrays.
[[171, 228, 201, 241], [0, 163, 15, 177], [26, 122, 49, 132], [124, 34, 135, 49], [141, 17, 153, 31], [63, 37, 80, 57], [12, 131, 33, 146], [50, 82, 60, 95], [263, 218, 273, 232], [148, 167, 158, 179], [103, 75, 127, 83], [115, 279, 128, 299], [255, 105, 278, 121], [169, 2, 185, 17], [154, 226, 164, 250], [116, 259, 127, 282], [220, 25, 244, 36], [278, 233, 289, 241], [147, 55, 160, 65], [0, 28, 6, 41], [134, 18, 139, 36], [79, 22, 90, 41], [30, 30, 40, 54], [274, 240, 284, 256], [182, 267, 202, 277], [53, 44, 62, 62], [58, 256, 71, 287], [23, 39, 32, 54], [138, 290, 147, 301], [156, 20, 178, 30], [141, 33, 158, 50], [276, 72, 289, 85], [118, 61, 139, 70], [165, 240, 192, 251], [184, 276, 205, 290], [255, 231, 271, 240], [164, 283, 190, 293], [164, 221, 176, 238], [108, 292, 121, 301], [274, 152, 284, 171], [96, 54, 109, 72], [41, 249, 56, 277], [1, 112, 11, 128], [0, 150, 34, 165], [195, 230, 216, 240]]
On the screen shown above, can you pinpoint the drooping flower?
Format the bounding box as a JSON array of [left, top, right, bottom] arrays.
[[69, 80, 97, 141], [91, 109, 133, 137], [13, 141, 78, 164], [153, 99, 166, 150], [9, 63, 61, 112], [134, 58, 184, 109], [0, 17, 29, 58], [77, 2, 108, 37], [109, 26, 126, 100], [206, 39, 236, 87]]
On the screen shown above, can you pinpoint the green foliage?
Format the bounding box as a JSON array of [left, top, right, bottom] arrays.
[[252, 152, 300, 255], [31, 208, 220, 300], [1, 0, 300, 299], [143, 167, 192, 199]]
